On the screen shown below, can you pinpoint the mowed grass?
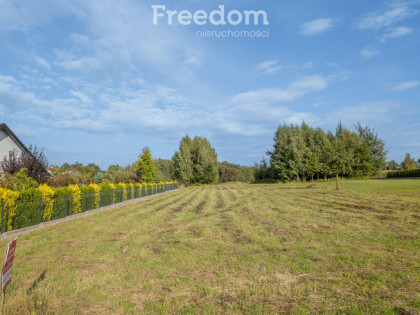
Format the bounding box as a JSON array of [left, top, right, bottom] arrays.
[[282, 178, 420, 200], [1, 180, 419, 314]]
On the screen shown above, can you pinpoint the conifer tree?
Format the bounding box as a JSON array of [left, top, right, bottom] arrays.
[[135, 147, 157, 183]]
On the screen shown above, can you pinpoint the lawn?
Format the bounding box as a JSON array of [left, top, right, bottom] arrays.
[[1, 180, 419, 314]]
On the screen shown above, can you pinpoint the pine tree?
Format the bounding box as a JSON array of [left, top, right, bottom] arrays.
[[135, 147, 157, 183]]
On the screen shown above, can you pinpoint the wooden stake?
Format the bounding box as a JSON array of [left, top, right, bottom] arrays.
[[1, 292, 4, 315]]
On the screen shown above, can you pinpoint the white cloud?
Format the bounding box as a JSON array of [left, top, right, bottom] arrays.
[[0, 0, 207, 89], [56, 55, 103, 72], [232, 75, 328, 105], [258, 60, 277, 70], [256, 61, 315, 76], [360, 47, 380, 59], [300, 18, 338, 36], [391, 81, 420, 91], [0, 75, 18, 85], [0, 72, 327, 141], [301, 62, 314, 69], [356, 1, 417, 30], [380, 26, 412, 41], [257, 60, 283, 76], [327, 101, 400, 125], [70, 90, 93, 105], [69, 33, 90, 47], [32, 55, 51, 70], [0, 73, 203, 135]]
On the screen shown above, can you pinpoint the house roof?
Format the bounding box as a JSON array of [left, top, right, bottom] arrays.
[[1, 123, 50, 176], [0, 123, 31, 155], [46, 166, 59, 175]]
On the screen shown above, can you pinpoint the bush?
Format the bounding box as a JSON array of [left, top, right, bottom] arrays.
[[126, 183, 134, 199], [386, 168, 420, 178], [39, 184, 54, 221], [88, 183, 101, 208], [14, 187, 42, 229], [68, 185, 81, 214], [52, 187, 72, 219], [80, 186, 96, 211], [99, 183, 114, 206], [1, 145, 49, 184], [135, 183, 142, 198], [0, 168, 39, 191], [115, 183, 126, 202], [0, 188, 19, 232], [48, 172, 85, 187]]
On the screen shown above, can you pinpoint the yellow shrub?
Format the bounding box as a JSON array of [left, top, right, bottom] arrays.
[[135, 183, 142, 197], [39, 184, 54, 221], [126, 183, 134, 199], [89, 183, 100, 208], [68, 184, 81, 214], [141, 183, 148, 195], [0, 188, 19, 232], [118, 183, 127, 200], [109, 183, 117, 203]]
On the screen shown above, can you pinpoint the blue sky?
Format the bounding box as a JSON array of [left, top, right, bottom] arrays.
[[0, 0, 419, 169]]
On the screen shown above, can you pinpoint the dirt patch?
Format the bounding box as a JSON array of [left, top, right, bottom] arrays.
[[274, 273, 309, 285], [189, 226, 203, 237], [79, 261, 113, 272], [194, 201, 207, 214], [171, 194, 198, 213], [109, 231, 125, 242], [219, 215, 253, 244]]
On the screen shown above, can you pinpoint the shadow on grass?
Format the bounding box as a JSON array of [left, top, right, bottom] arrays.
[[27, 270, 46, 295]]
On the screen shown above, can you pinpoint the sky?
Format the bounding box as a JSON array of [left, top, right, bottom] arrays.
[[0, 0, 419, 169]]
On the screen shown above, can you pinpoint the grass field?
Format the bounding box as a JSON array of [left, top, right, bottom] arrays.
[[1, 180, 419, 314]]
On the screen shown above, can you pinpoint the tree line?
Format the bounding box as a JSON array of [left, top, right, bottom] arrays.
[[386, 153, 419, 171], [256, 122, 387, 189], [5, 121, 414, 189], [1, 136, 253, 188]]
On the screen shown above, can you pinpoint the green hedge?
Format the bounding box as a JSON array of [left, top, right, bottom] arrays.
[[2, 183, 179, 232], [386, 168, 420, 178], [80, 186, 97, 212]]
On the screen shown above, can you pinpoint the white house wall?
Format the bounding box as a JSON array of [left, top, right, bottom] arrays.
[[0, 129, 24, 161]]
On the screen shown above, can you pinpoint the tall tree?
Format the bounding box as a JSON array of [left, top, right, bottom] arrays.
[[325, 128, 354, 190], [219, 162, 240, 183], [354, 123, 386, 176], [269, 124, 310, 181], [135, 147, 157, 183], [155, 159, 174, 182], [172, 136, 194, 185], [172, 136, 218, 185], [401, 153, 416, 170], [386, 160, 399, 170]]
